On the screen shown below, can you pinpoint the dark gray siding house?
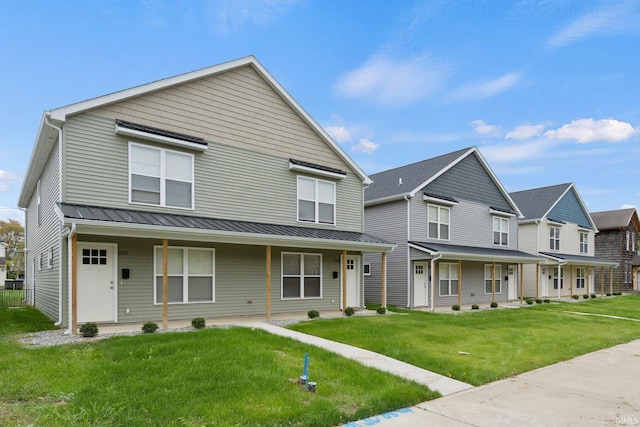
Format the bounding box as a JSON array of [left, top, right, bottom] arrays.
[[590, 208, 640, 293], [364, 147, 540, 309], [18, 56, 393, 333]]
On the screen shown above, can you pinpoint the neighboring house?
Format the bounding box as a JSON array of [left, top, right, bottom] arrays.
[[0, 240, 6, 284], [17, 56, 394, 333], [363, 147, 540, 309], [590, 208, 640, 293], [510, 183, 617, 298]]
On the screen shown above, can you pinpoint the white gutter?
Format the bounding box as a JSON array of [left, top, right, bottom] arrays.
[[430, 252, 443, 312], [404, 195, 411, 308], [65, 223, 76, 334]]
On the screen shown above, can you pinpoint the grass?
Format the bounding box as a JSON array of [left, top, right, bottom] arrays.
[[0, 308, 435, 426], [289, 296, 640, 386]]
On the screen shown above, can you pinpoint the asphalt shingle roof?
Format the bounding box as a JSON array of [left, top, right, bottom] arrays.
[[590, 208, 637, 230], [509, 183, 572, 220]]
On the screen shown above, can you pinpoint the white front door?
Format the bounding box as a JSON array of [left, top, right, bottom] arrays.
[[508, 265, 517, 300], [414, 262, 428, 307], [343, 255, 360, 308], [77, 243, 117, 323], [541, 267, 549, 296]]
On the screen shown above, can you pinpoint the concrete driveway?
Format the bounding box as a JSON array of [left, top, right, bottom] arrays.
[[345, 339, 640, 426]]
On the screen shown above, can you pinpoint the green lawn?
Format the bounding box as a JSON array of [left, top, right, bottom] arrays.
[[289, 296, 640, 386], [0, 308, 434, 427]]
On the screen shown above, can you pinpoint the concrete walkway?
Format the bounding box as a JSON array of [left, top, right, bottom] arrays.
[[245, 322, 473, 396]]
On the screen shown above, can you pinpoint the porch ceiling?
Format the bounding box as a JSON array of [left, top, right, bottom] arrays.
[[409, 241, 542, 263]]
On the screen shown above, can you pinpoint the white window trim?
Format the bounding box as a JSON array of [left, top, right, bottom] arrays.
[[550, 226, 561, 251], [281, 252, 323, 300], [428, 204, 450, 241], [296, 176, 336, 225], [576, 267, 586, 289], [36, 180, 41, 226], [288, 162, 346, 180], [438, 262, 459, 296], [47, 247, 53, 269], [492, 216, 509, 247], [153, 246, 215, 305], [484, 264, 502, 294], [129, 142, 195, 210], [363, 263, 371, 276], [116, 124, 207, 152], [579, 232, 589, 254]]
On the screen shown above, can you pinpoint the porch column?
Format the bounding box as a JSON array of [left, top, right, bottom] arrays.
[[266, 245, 271, 321], [381, 252, 387, 308], [71, 233, 78, 334], [536, 264, 540, 299], [342, 250, 347, 310], [600, 266, 604, 296], [610, 266, 613, 295], [557, 265, 562, 300], [162, 239, 168, 329], [492, 262, 496, 303], [519, 263, 524, 303], [586, 267, 591, 295], [569, 267, 574, 298], [457, 260, 462, 307]]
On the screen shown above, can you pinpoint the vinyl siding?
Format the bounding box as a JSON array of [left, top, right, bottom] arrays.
[[364, 199, 408, 307], [433, 261, 510, 306], [25, 140, 61, 322], [63, 114, 363, 231], [540, 219, 594, 255], [75, 236, 347, 323], [548, 188, 592, 227]]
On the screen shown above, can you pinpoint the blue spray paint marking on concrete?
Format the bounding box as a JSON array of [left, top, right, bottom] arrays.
[[343, 407, 414, 426]]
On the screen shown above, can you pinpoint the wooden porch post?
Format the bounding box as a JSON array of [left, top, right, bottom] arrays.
[[519, 263, 524, 303], [600, 266, 604, 296], [381, 252, 387, 308], [266, 245, 271, 321], [492, 262, 496, 303], [342, 250, 347, 310], [536, 264, 540, 299], [162, 239, 168, 329], [457, 260, 462, 307], [609, 266, 613, 295], [71, 233, 78, 334], [569, 267, 574, 298]]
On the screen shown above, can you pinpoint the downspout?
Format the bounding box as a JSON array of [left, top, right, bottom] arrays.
[[65, 223, 76, 334], [557, 259, 567, 300], [43, 115, 64, 327], [430, 252, 443, 312], [404, 194, 411, 308]]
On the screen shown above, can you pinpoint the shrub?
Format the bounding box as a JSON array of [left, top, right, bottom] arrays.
[[543, 299, 550, 304], [191, 317, 206, 329], [582, 294, 590, 299], [606, 292, 612, 296], [344, 307, 355, 317], [591, 294, 597, 299], [535, 299, 542, 304], [572, 295, 579, 300], [307, 310, 320, 319], [471, 304, 479, 310], [452, 304, 460, 311], [79, 322, 98, 338], [490, 302, 498, 308], [142, 322, 159, 334], [376, 307, 386, 315], [525, 299, 534, 305]]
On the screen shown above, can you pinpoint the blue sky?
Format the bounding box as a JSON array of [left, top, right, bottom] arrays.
[[1, 0, 639, 222]]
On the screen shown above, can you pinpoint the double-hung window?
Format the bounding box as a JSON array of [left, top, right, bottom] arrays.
[[130, 143, 194, 209], [439, 263, 459, 296], [154, 247, 215, 304], [579, 232, 588, 254], [493, 217, 509, 246], [484, 265, 502, 294], [553, 267, 564, 289], [282, 252, 322, 299], [428, 205, 450, 240], [297, 176, 335, 225], [576, 267, 586, 289], [549, 226, 560, 251]]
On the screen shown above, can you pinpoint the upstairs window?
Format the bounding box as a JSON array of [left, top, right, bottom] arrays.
[[579, 232, 588, 254], [428, 205, 450, 240], [493, 217, 509, 246], [297, 176, 335, 225], [129, 143, 194, 209], [549, 226, 560, 251]]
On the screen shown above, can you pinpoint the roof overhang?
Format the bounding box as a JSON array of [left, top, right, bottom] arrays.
[[408, 241, 542, 263], [538, 252, 618, 267]]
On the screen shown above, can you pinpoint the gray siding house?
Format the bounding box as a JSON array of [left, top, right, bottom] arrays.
[[510, 183, 617, 298], [363, 147, 540, 309], [18, 56, 393, 333], [590, 208, 640, 293]]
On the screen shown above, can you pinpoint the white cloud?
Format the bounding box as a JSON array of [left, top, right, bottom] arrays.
[[206, 0, 300, 34], [335, 54, 447, 108], [480, 138, 555, 163], [0, 207, 24, 223], [450, 72, 522, 100], [325, 126, 352, 143], [547, 2, 639, 48], [620, 204, 637, 209], [0, 170, 20, 192], [544, 118, 638, 143], [353, 138, 379, 154], [506, 123, 546, 140], [470, 120, 501, 137]]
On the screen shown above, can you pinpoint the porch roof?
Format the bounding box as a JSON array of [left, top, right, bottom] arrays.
[[408, 241, 542, 263], [57, 203, 395, 253], [538, 252, 618, 267]]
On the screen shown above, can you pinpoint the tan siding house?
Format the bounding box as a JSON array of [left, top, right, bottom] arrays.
[[18, 56, 393, 332]]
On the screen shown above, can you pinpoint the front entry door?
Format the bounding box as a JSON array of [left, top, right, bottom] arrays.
[[77, 243, 116, 323], [414, 262, 428, 307], [508, 265, 517, 300], [541, 267, 549, 296], [343, 255, 360, 308]]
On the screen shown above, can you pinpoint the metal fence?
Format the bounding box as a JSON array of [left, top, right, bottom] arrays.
[[0, 288, 31, 309]]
